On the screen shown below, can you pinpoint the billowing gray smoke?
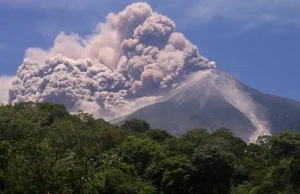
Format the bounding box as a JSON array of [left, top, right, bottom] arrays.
[[9, 2, 216, 119]]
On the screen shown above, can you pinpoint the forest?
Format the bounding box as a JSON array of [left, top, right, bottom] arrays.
[[0, 102, 300, 194]]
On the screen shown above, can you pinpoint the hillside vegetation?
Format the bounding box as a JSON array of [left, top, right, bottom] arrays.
[[1, 102, 300, 194]]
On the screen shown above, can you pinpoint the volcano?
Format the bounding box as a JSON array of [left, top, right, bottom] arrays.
[[116, 69, 300, 142], [6, 2, 300, 143]]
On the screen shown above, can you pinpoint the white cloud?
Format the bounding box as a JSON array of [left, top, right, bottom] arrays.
[[190, 0, 300, 26], [0, 76, 15, 104]]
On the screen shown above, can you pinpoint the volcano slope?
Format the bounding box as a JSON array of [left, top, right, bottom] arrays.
[[118, 70, 300, 142]]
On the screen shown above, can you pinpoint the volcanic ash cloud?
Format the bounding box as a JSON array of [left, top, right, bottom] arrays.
[[0, 76, 15, 104], [9, 2, 216, 119]]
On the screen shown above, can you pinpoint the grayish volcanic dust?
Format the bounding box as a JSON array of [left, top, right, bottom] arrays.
[[9, 2, 216, 119]]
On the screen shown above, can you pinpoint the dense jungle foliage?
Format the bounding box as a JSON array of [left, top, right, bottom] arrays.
[[1, 102, 300, 194]]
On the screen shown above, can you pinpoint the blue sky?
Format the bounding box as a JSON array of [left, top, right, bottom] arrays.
[[0, 0, 300, 101]]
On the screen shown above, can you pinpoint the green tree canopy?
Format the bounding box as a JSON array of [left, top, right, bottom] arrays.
[[1, 102, 300, 193], [121, 119, 150, 133]]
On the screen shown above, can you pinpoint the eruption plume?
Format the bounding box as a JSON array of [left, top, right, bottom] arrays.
[[9, 2, 216, 119]]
